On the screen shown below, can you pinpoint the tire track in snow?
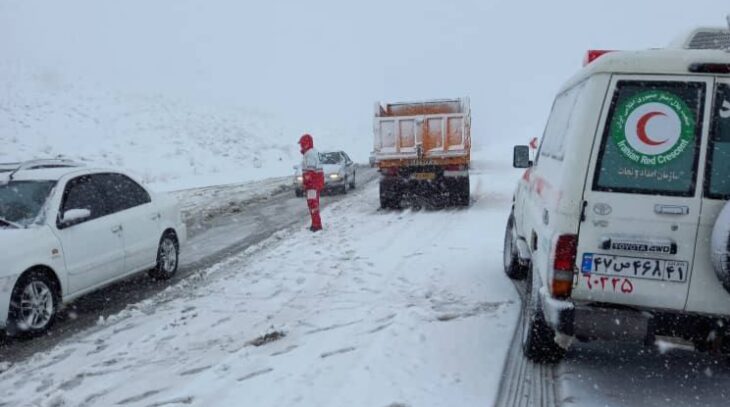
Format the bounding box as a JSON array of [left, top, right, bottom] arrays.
[[495, 281, 559, 407]]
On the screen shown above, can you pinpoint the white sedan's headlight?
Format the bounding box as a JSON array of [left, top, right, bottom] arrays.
[[329, 173, 341, 180], [296, 176, 303, 182]]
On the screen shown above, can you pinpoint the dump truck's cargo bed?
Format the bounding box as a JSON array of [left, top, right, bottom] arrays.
[[373, 98, 471, 208], [373, 98, 471, 166]]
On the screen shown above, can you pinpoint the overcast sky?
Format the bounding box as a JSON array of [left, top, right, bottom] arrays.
[[1, 0, 729, 154]]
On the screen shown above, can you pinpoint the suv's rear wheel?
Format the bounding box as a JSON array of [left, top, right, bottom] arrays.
[[504, 215, 527, 280], [8, 270, 59, 337], [149, 232, 179, 280], [521, 266, 566, 363]]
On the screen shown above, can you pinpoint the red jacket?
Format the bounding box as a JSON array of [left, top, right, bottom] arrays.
[[303, 170, 324, 191], [299, 135, 324, 191]]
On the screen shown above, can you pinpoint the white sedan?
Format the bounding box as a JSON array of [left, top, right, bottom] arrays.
[[0, 160, 186, 336], [293, 151, 357, 196]]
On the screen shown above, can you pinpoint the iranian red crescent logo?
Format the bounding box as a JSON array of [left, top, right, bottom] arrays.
[[613, 91, 693, 166], [636, 111, 668, 146]]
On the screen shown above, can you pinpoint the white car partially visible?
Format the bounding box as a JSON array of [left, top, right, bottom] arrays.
[[320, 151, 357, 194], [0, 160, 187, 336], [293, 150, 357, 197]]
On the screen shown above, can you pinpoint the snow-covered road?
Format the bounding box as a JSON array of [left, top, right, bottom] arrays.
[[0, 158, 523, 407], [5, 154, 728, 407], [0, 168, 377, 364]]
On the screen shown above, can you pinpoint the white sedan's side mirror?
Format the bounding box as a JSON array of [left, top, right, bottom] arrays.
[[62, 208, 91, 224]]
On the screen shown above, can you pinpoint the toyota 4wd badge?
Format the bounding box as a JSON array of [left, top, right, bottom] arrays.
[[612, 90, 695, 167]]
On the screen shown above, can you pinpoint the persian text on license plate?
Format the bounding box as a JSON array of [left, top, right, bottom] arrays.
[[412, 172, 435, 181], [581, 253, 688, 283]]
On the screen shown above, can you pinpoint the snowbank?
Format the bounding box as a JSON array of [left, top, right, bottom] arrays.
[[0, 66, 301, 191]]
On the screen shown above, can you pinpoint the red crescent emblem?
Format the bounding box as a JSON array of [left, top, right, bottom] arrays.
[[636, 111, 668, 146]]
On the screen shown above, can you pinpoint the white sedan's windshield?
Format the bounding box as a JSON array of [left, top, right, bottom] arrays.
[[320, 153, 342, 165], [0, 181, 56, 227]]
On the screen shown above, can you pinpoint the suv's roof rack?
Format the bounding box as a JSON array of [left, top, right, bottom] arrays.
[[669, 26, 730, 50], [0, 159, 84, 183]]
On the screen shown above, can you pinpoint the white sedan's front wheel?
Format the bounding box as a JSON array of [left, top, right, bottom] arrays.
[[9, 270, 59, 337], [150, 232, 179, 280]]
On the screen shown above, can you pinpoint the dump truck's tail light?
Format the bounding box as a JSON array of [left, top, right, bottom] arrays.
[[444, 164, 466, 171], [381, 167, 398, 176]]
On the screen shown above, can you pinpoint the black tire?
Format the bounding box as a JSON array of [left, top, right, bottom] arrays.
[[8, 269, 59, 337], [350, 171, 356, 189], [341, 177, 349, 195], [149, 232, 180, 280], [295, 189, 304, 198], [504, 215, 527, 280], [710, 201, 730, 293], [521, 267, 566, 363], [455, 177, 470, 207], [379, 180, 401, 209]]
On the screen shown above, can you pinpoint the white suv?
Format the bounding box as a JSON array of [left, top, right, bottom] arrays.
[[504, 28, 730, 362], [0, 160, 187, 336]]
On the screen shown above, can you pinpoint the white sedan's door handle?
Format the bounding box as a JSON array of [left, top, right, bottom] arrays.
[[150, 213, 161, 221], [111, 225, 123, 233]]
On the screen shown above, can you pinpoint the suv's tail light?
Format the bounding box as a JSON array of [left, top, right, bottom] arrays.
[[552, 234, 577, 298], [688, 63, 730, 74]]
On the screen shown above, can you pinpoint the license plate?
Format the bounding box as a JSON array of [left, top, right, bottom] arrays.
[[412, 172, 435, 181], [581, 253, 688, 282]]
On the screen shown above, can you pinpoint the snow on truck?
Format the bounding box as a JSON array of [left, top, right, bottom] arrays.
[[373, 98, 471, 208]]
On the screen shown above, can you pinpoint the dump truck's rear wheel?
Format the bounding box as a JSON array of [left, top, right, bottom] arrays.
[[446, 177, 469, 207], [379, 179, 401, 209], [455, 177, 470, 207]]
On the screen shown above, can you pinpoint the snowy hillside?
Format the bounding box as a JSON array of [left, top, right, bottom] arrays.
[[0, 67, 301, 191]]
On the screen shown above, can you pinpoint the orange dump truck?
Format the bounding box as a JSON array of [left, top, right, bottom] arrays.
[[373, 98, 471, 208]]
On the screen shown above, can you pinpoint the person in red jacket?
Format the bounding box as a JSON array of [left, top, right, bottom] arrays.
[[298, 134, 324, 232]]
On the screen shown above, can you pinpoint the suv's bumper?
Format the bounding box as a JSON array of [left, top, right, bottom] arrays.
[[539, 289, 651, 343]]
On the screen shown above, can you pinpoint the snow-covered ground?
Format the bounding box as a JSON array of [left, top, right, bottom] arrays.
[[0, 153, 523, 407]]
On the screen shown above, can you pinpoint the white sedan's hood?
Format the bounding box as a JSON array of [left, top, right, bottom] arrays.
[[0, 227, 42, 249], [322, 164, 343, 175], [0, 226, 62, 278]]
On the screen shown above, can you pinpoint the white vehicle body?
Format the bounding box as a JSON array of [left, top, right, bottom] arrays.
[[507, 28, 730, 361], [0, 161, 186, 334]]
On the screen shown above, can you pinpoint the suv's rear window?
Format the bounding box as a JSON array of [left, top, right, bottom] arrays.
[[593, 81, 706, 196], [705, 83, 730, 199]]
